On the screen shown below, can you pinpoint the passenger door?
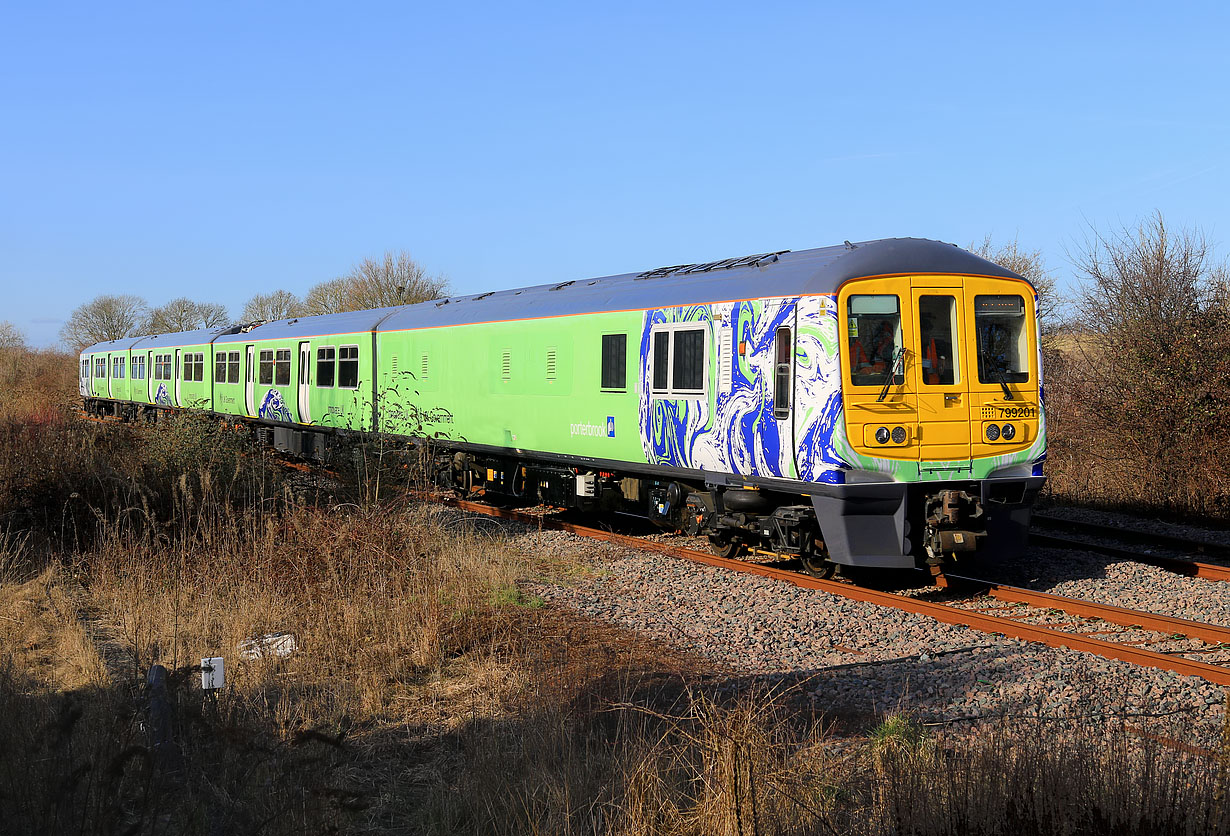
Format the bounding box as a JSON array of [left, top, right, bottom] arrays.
[[173, 349, 182, 407], [244, 344, 256, 417], [297, 341, 311, 423], [911, 285, 971, 466]]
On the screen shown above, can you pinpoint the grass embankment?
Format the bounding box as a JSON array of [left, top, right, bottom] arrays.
[[0, 352, 1227, 833]]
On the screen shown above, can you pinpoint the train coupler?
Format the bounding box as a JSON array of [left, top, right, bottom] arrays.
[[922, 489, 986, 564]]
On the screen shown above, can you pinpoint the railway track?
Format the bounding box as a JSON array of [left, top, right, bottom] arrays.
[[434, 494, 1230, 688], [1031, 513, 1230, 583]]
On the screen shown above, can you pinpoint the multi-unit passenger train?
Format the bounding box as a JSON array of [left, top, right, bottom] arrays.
[[80, 238, 1045, 576]]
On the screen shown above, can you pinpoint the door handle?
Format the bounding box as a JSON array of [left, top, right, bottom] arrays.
[[944, 393, 961, 402]]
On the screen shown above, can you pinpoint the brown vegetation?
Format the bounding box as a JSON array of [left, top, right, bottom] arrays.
[[1042, 213, 1230, 518], [0, 348, 1227, 833]]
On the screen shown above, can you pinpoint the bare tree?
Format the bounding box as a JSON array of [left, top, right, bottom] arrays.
[[304, 250, 448, 315], [60, 294, 147, 352], [242, 290, 304, 323], [971, 235, 1062, 336], [143, 298, 231, 334], [0, 321, 24, 351], [1061, 211, 1230, 512]]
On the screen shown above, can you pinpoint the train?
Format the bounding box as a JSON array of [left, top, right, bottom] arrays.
[[79, 237, 1046, 576]]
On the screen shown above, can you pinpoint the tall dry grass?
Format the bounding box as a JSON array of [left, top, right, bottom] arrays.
[[0, 350, 1228, 834]]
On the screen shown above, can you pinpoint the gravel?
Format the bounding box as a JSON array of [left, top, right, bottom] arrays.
[[1038, 502, 1230, 548], [505, 525, 1229, 748]]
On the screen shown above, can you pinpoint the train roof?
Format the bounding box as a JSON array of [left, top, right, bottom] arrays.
[[212, 306, 405, 344], [81, 326, 235, 355], [80, 335, 147, 354], [378, 237, 1025, 333], [80, 239, 1026, 353]]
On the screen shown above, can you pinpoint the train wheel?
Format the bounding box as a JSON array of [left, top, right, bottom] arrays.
[[799, 553, 835, 579], [708, 535, 744, 559], [800, 537, 835, 579]]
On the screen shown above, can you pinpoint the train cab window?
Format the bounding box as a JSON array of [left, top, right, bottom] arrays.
[[601, 334, 627, 390], [918, 296, 959, 386], [847, 295, 902, 387], [338, 346, 359, 388], [773, 327, 792, 419], [259, 350, 274, 385], [274, 349, 292, 386], [316, 347, 335, 387], [227, 351, 240, 384], [974, 295, 1030, 385]]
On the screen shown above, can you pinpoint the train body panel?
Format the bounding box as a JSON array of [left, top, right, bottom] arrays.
[[78, 238, 1047, 572]]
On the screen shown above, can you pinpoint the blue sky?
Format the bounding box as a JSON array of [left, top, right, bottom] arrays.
[[3, 1, 1229, 347]]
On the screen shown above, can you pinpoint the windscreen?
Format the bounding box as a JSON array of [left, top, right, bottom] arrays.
[[975, 295, 1030, 384]]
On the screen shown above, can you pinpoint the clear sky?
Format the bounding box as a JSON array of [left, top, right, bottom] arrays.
[[3, 1, 1229, 348]]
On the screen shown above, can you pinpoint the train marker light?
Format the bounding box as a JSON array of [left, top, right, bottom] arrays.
[[1001, 423, 1016, 440], [986, 424, 1001, 441], [891, 426, 906, 444], [875, 426, 890, 444]]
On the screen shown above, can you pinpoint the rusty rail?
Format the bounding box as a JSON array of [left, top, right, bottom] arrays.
[[437, 496, 1230, 687]]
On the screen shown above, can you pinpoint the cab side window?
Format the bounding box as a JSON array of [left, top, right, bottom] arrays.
[[847, 295, 902, 386]]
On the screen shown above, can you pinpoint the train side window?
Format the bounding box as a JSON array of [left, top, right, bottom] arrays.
[[274, 349, 292, 386], [316, 347, 335, 387], [651, 332, 669, 391], [773, 327, 791, 419], [118, 357, 125, 379], [187, 352, 204, 382], [918, 296, 958, 386], [227, 351, 240, 384], [650, 326, 708, 396], [95, 357, 106, 378], [338, 345, 359, 388], [215, 353, 228, 383], [974, 295, 1030, 384], [672, 330, 704, 392], [133, 355, 145, 380], [601, 333, 626, 391], [847, 295, 902, 387], [259, 350, 274, 385]]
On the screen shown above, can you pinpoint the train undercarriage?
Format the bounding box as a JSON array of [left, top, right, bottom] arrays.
[[80, 397, 1039, 574], [431, 448, 1038, 576]]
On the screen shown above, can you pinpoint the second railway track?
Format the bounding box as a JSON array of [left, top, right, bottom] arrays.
[[433, 494, 1230, 688], [1030, 513, 1230, 583]]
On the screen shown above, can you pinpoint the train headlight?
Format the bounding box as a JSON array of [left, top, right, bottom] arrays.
[[1001, 423, 1016, 441], [891, 426, 906, 444], [985, 423, 1001, 441], [875, 426, 890, 444]]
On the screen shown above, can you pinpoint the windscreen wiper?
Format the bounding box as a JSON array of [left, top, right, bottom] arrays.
[[990, 363, 1014, 401], [877, 347, 907, 403]]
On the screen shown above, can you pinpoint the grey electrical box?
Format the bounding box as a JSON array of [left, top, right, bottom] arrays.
[[201, 657, 225, 690]]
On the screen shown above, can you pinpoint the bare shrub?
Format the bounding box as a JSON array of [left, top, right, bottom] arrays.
[[1047, 212, 1230, 516]]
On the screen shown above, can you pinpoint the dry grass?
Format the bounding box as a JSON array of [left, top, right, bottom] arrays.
[[1, 352, 1228, 834]]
